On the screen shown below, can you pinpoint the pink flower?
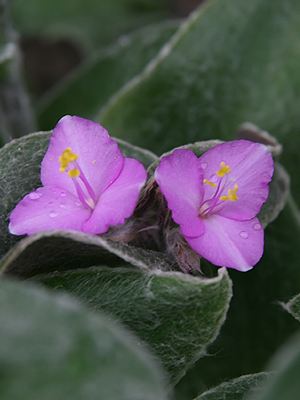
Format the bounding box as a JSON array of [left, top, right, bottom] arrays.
[[155, 140, 274, 271], [9, 116, 147, 235]]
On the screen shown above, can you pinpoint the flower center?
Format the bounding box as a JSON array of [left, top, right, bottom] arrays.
[[199, 161, 238, 217], [58, 147, 96, 209]]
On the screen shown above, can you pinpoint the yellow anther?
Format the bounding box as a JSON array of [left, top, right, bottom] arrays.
[[59, 147, 78, 172], [220, 184, 239, 202], [203, 178, 217, 187], [68, 168, 80, 178], [228, 184, 239, 201], [216, 161, 231, 177]]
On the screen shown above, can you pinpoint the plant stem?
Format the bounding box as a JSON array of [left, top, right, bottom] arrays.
[[0, 0, 36, 142]]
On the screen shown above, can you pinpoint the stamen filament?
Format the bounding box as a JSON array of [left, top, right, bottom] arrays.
[[199, 178, 225, 216], [72, 179, 91, 209], [75, 163, 96, 202], [199, 173, 239, 217]]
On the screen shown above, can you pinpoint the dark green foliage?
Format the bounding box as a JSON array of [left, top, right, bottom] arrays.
[[249, 334, 300, 400]]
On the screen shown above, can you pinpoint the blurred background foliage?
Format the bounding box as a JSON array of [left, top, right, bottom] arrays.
[[13, 0, 202, 96]]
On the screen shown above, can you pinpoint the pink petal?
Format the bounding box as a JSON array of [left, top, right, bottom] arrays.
[[9, 186, 91, 235], [41, 115, 124, 199], [199, 140, 274, 220], [82, 158, 147, 234], [155, 149, 205, 237], [186, 215, 264, 271]]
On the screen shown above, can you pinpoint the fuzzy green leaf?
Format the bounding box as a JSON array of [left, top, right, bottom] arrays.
[[0, 231, 171, 277], [33, 265, 232, 383], [0, 278, 168, 400], [282, 293, 300, 323], [195, 373, 270, 400], [258, 163, 289, 227]]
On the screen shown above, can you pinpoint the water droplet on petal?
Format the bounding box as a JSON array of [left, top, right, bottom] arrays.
[[200, 162, 207, 170], [239, 231, 248, 239], [60, 203, 67, 209], [29, 192, 41, 200], [253, 223, 261, 231], [48, 201, 54, 205], [75, 201, 81, 207], [60, 191, 67, 197], [49, 211, 58, 218]]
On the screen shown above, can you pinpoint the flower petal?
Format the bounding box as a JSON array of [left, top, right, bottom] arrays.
[[9, 186, 91, 235], [155, 149, 204, 237], [199, 140, 274, 220], [82, 158, 147, 234], [186, 215, 264, 271], [41, 115, 124, 199]]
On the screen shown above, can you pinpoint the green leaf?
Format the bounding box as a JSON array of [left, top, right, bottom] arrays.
[[282, 293, 300, 323], [0, 131, 157, 259], [38, 22, 178, 129], [0, 278, 168, 400], [100, 0, 300, 205], [258, 163, 289, 227], [175, 200, 300, 399], [0, 231, 172, 277], [32, 265, 232, 383], [12, 0, 170, 49], [248, 334, 300, 400], [194, 373, 270, 400]]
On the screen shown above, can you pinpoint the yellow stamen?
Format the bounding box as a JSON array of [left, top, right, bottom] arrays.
[[216, 161, 231, 177], [203, 178, 217, 187], [59, 147, 78, 172], [68, 168, 80, 178], [220, 184, 239, 202]]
